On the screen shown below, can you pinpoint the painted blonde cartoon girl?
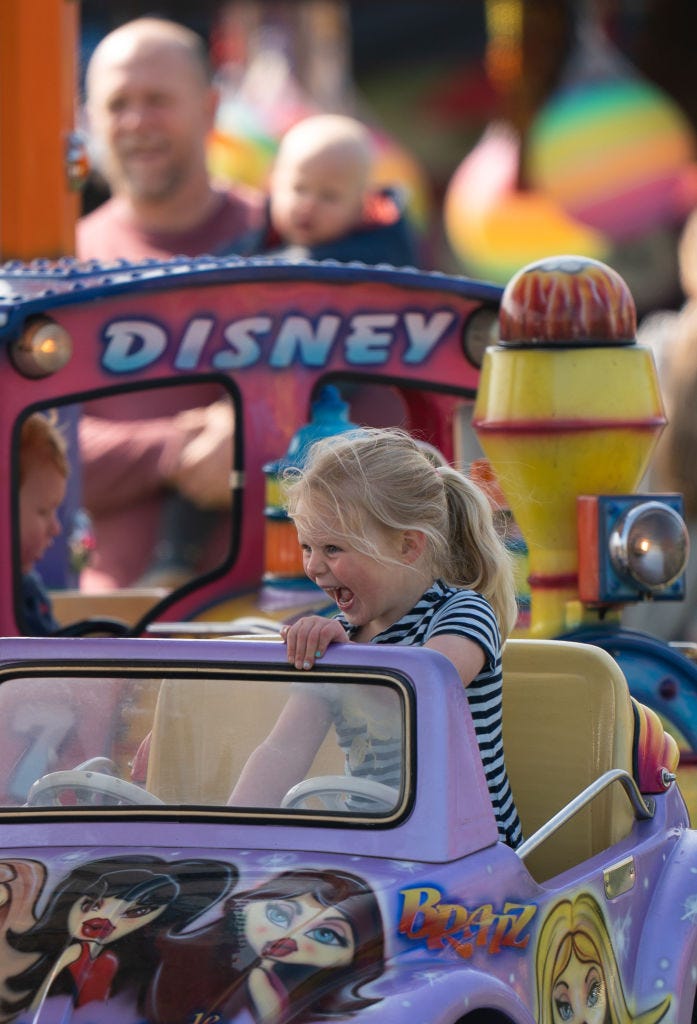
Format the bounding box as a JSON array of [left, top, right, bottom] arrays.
[[536, 892, 670, 1024]]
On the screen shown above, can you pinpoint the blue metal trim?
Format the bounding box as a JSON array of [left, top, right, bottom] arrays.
[[560, 625, 697, 748], [0, 256, 503, 340]]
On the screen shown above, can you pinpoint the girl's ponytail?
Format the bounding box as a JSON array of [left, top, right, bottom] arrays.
[[440, 468, 518, 638]]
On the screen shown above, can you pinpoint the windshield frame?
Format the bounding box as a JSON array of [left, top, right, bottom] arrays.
[[0, 658, 415, 828]]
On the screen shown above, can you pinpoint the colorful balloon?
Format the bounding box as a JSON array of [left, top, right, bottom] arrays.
[[528, 77, 697, 238]]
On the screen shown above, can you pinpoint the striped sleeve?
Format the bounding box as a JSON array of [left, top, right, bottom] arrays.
[[425, 590, 500, 670]]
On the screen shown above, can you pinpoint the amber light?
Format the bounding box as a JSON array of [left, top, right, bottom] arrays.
[[10, 316, 73, 378]]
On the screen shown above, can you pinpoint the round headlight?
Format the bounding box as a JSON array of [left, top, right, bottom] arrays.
[[10, 316, 73, 378], [462, 305, 499, 368], [609, 501, 689, 591]]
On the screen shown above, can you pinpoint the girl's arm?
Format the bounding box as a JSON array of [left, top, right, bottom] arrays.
[[424, 634, 486, 688], [228, 687, 334, 806]]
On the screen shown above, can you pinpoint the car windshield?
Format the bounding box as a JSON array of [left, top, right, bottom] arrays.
[[0, 666, 409, 822]]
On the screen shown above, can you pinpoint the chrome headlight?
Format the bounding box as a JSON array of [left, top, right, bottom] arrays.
[[578, 494, 689, 604], [609, 500, 688, 592]]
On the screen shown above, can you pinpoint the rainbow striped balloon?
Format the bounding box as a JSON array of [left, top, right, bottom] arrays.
[[528, 77, 697, 239]]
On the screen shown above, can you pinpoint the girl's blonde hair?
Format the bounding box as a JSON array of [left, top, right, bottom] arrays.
[[19, 411, 68, 485], [284, 427, 518, 638]]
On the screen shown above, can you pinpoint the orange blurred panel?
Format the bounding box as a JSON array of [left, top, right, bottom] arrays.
[[0, 0, 79, 259], [264, 517, 304, 578]]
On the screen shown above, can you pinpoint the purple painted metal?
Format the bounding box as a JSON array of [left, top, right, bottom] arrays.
[[0, 634, 691, 1023]]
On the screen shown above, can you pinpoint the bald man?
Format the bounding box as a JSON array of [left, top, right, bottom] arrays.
[[76, 19, 253, 591], [77, 16, 262, 260]]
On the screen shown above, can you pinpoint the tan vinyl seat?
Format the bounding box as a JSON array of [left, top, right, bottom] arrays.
[[502, 638, 636, 882], [50, 588, 169, 628]]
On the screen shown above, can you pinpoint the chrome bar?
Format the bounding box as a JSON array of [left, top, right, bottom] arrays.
[[516, 768, 656, 862]]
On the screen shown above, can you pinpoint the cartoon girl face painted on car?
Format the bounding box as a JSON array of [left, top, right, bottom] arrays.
[[0, 855, 235, 1018], [245, 890, 356, 971], [67, 886, 169, 951], [148, 867, 385, 1024], [536, 892, 670, 1024]]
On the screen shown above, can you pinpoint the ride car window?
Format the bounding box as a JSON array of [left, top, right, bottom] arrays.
[[0, 667, 409, 823], [15, 383, 237, 634]]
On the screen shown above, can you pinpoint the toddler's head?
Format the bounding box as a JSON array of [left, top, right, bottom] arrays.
[[269, 115, 374, 248], [19, 412, 68, 573]]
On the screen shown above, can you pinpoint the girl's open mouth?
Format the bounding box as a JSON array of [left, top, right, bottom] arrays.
[[334, 586, 354, 611]]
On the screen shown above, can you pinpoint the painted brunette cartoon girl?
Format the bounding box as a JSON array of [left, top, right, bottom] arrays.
[[536, 892, 670, 1024], [147, 867, 385, 1024], [1, 854, 235, 1018]]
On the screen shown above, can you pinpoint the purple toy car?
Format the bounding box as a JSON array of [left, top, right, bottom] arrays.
[[0, 631, 689, 1023]]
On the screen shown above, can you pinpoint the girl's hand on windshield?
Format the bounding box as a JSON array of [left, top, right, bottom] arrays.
[[281, 616, 349, 670]]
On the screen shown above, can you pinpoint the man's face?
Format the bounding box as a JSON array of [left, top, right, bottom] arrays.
[[87, 44, 216, 203]]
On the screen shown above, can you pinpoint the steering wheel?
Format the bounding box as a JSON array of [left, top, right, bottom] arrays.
[[54, 617, 132, 638], [281, 775, 399, 812], [26, 766, 163, 807]]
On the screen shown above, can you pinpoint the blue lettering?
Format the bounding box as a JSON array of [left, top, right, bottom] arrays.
[[214, 317, 271, 369], [175, 317, 215, 370], [269, 314, 341, 368], [404, 311, 455, 363], [102, 320, 167, 373], [345, 314, 398, 365], [98, 307, 460, 375]]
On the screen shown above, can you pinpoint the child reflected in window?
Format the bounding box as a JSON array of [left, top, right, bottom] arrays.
[[19, 412, 68, 635]]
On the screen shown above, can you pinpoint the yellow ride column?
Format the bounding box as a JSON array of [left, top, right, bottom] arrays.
[[473, 255, 666, 638]]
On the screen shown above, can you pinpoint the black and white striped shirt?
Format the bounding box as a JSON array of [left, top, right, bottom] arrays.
[[337, 579, 523, 848]]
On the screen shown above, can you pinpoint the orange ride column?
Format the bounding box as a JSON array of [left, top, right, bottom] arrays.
[[472, 255, 666, 638], [0, 0, 80, 260]]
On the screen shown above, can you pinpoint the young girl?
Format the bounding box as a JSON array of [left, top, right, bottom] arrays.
[[231, 427, 522, 848], [219, 113, 418, 268]]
